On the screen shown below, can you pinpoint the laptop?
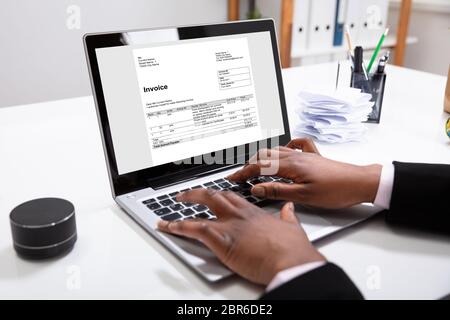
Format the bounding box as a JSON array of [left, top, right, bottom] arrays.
[[84, 19, 380, 282]]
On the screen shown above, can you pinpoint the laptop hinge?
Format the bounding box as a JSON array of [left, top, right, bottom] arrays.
[[146, 164, 241, 190]]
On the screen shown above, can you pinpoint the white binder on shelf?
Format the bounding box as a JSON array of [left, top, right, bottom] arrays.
[[345, 0, 362, 46], [358, 0, 389, 46], [291, 0, 311, 54], [307, 0, 337, 50]]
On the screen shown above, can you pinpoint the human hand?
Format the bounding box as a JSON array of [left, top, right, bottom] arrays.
[[227, 138, 382, 209], [157, 188, 325, 285]]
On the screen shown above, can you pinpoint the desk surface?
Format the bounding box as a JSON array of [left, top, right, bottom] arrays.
[[1, 63, 449, 299]]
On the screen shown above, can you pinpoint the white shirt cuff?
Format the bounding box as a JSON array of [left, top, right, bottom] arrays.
[[266, 261, 326, 292], [373, 163, 395, 209]]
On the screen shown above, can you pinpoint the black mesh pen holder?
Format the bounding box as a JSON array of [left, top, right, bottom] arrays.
[[350, 71, 387, 123]]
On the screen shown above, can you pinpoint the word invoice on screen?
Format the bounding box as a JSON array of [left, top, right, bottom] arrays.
[[133, 37, 263, 166]]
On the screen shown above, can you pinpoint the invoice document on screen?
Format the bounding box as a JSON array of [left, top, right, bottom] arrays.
[[132, 37, 265, 166]]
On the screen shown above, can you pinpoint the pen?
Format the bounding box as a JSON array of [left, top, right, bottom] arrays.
[[347, 50, 354, 68], [351, 46, 372, 93], [344, 25, 353, 53], [336, 61, 340, 89], [377, 57, 387, 74], [362, 58, 369, 81], [346, 25, 368, 80], [383, 51, 390, 63], [376, 51, 390, 73], [354, 46, 364, 74], [367, 28, 389, 74]]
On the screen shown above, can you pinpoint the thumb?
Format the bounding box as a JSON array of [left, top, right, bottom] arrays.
[[251, 182, 304, 201], [280, 201, 299, 226]]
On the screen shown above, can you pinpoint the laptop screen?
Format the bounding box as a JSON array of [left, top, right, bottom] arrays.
[[94, 28, 286, 175]]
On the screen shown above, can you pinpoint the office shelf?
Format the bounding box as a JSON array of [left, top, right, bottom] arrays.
[[291, 35, 418, 59], [227, 0, 413, 68]]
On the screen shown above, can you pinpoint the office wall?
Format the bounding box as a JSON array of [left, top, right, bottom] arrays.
[[0, 0, 227, 108], [388, 1, 450, 76]]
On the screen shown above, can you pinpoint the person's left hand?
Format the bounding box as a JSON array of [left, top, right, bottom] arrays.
[[157, 188, 325, 285]]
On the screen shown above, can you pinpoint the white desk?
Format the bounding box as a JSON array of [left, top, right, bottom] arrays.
[[1, 63, 449, 299]]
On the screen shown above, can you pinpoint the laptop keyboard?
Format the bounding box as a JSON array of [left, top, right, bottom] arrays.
[[142, 176, 292, 222]]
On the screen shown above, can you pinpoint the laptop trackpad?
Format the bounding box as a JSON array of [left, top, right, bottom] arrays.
[[261, 202, 333, 235], [251, 202, 380, 241]]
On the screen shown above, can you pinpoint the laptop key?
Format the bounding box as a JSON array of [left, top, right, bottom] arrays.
[[228, 180, 239, 186], [210, 185, 221, 190], [169, 192, 178, 197], [246, 196, 257, 203], [160, 199, 174, 206], [195, 212, 210, 219], [214, 178, 225, 184], [218, 182, 232, 189], [183, 202, 195, 207], [161, 212, 182, 221], [237, 182, 252, 189], [154, 207, 171, 216], [192, 185, 203, 189], [253, 197, 264, 203], [193, 204, 207, 212], [207, 210, 216, 218], [147, 202, 161, 210], [142, 198, 156, 204], [249, 178, 264, 185], [203, 182, 215, 187], [169, 203, 184, 211], [180, 208, 195, 216], [157, 194, 168, 200]]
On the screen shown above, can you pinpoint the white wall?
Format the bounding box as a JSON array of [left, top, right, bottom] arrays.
[[0, 0, 227, 108], [389, 0, 450, 76]]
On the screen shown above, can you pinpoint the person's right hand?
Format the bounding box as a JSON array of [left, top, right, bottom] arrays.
[[227, 138, 382, 209], [158, 188, 325, 286]]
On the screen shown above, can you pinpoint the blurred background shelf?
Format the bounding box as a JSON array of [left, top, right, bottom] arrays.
[[291, 35, 418, 58], [228, 0, 414, 68]]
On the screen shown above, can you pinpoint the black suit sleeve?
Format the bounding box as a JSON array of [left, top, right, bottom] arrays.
[[260, 263, 363, 300], [386, 162, 450, 233]]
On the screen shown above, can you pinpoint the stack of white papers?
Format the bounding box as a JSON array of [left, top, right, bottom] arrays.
[[294, 88, 374, 143]]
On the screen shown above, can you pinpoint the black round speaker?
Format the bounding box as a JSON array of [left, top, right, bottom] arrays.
[[10, 198, 77, 259]]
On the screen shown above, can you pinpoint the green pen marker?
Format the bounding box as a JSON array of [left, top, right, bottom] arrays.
[[367, 28, 389, 74]]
